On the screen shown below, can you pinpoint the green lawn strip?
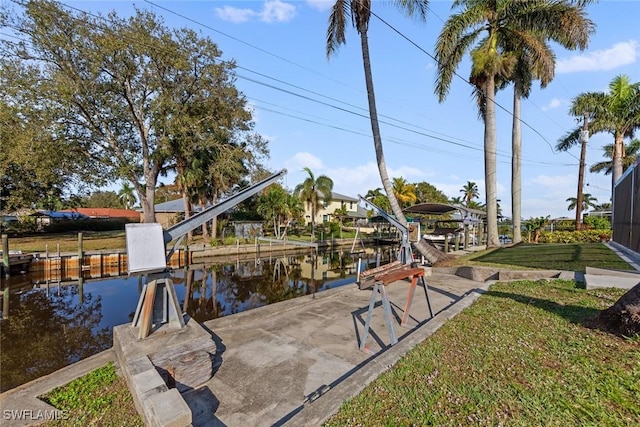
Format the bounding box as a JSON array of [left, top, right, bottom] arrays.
[[39, 362, 142, 426], [465, 243, 633, 272], [325, 280, 640, 426]]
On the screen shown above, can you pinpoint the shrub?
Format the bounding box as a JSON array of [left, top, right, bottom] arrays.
[[539, 229, 611, 243], [584, 215, 611, 230]]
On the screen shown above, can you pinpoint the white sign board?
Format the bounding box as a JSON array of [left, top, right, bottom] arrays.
[[125, 223, 167, 274]]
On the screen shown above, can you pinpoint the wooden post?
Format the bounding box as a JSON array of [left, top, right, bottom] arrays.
[[2, 234, 9, 277], [77, 232, 84, 271], [2, 285, 9, 319], [444, 234, 449, 253], [454, 234, 461, 251], [78, 276, 84, 304]]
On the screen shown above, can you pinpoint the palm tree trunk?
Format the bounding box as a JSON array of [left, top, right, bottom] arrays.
[[575, 113, 589, 230], [359, 31, 403, 224], [611, 132, 625, 190], [358, 29, 446, 264], [511, 87, 522, 243], [485, 78, 500, 248]]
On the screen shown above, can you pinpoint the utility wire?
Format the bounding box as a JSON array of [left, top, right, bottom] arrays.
[[4, 0, 581, 168]]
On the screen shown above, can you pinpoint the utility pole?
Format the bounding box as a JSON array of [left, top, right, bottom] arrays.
[[575, 112, 589, 230]]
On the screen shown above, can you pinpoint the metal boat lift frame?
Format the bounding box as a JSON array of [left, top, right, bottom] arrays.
[[358, 195, 413, 265], [126, 169, 287, 339]]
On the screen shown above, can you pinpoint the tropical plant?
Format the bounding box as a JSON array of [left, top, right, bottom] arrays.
[[590, 139, 640, 176], [293, 167, 333, 240], [414, 181, 449, 204], [460, 181, 479, 208], [257, 184, 291, 239], [392, 177, 417, 208], [364, 188, 390, 212], [503, 2, 592, 243], [524, 216, 550, 243], [584, 215, 611, 231], [566, 193, 598, 212], [435, 0, 592, 248], [449, 196, 463, 206], [326, 0, 447, 264], [117, 183, 137, 210], [565, 75, 640, 195], [557, 92, 602, 230]]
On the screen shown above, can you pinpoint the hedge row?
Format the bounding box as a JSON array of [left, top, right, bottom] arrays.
[[538, 229, 612, 244]]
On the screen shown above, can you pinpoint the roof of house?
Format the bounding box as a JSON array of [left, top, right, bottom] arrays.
[[330, 192, 358, 202], [152, 199, 204, 213], [61, 208, 140, 220], [31, 210, 89, 220]]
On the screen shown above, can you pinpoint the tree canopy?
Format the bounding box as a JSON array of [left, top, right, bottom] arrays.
[[1, 0, 267, 221]]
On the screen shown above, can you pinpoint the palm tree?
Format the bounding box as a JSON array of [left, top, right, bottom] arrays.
[[590, 139, 640, 176], [449, 196, 463, 206], [435, 0, 592, 248], [117, 182, 136, 210], [293, 167, 333, 240], [557, 92, 602, 230], [504, 4, 592, 243], [459, 181, 479, 208], [327, 0, 447, 264], [392, 177, 417, 208], [257, 185, 289, 239], [601, 75, 640, 187], [566, 193, 597, 213]]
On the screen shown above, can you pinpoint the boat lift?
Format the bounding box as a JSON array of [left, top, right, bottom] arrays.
[[358, 195, 413, 265], [126, 169, 287, 339]]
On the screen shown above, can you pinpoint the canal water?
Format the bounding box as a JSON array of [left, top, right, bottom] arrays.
[[0, 246, 395, 392]]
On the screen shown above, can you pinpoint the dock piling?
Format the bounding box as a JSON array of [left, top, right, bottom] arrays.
[[2, 234, 8, 278]]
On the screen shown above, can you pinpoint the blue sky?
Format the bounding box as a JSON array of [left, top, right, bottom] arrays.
[[66, 0, 638, 219]]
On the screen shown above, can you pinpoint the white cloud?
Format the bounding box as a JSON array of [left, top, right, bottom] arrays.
[[215, 1, 296, 24], [557, 40, 638, 73], [306, 0, 333, 11], [262, 0, 296, 23], [541, 98, 564, 111], [529, 174, 575, 197], [521, 174, 576, 218], [214, 6, 255, 23], [284, 152, 324, 175], [326, 163, 381, 198]]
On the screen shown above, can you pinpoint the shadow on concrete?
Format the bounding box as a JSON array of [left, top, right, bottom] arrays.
[[183, 385, 226, 427], [199, 323, 226, 377]]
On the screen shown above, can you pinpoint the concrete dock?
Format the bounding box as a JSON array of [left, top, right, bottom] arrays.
[[0, 265, 488, 427]]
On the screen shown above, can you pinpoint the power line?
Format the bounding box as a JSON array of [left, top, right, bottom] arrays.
[[367, 8, 576, 160], [3, 0, 580, 170]]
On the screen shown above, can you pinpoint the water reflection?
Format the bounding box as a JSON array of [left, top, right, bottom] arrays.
[[0, 247, 394, 392]]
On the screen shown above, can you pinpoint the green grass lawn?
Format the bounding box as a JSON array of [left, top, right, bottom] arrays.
[[39, 363, 142, 426], [462, 243, 633, 272], [325, 279, 640, 426]]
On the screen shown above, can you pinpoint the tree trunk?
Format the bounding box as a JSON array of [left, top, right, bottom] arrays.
[[611, 131, 625, 192], [484, 78, 500, 248], [511, 87, 522, 244], [575, 113, 589, 230], [358, 27, 446, 265], [595, 282, 640, 337], [182, 191, 192, 241], [141, 184, 157, 224]]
